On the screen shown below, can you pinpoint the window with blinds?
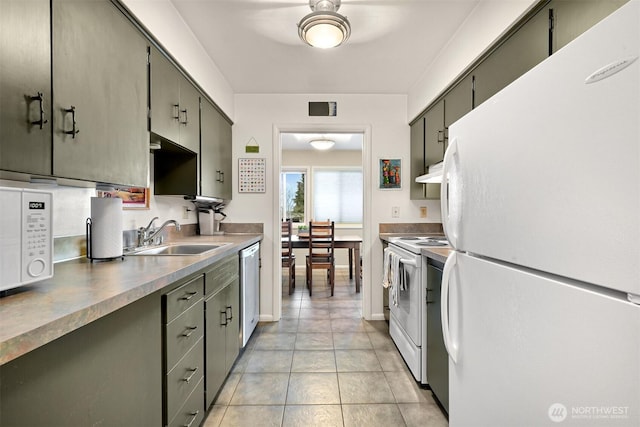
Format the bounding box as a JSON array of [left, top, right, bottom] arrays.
[[312, 167, 363, 224]]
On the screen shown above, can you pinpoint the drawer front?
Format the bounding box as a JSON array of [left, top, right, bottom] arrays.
[[165, 275, 204, 323], [168, 376, 205, 427], [166, 300, 204, 371], [205, 254, 238, 296], [166, 338, 204, 423]]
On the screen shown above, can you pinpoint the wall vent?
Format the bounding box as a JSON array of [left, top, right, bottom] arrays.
[[308, 101, 337, 117]]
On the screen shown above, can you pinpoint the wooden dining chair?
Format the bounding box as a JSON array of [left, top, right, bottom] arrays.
[[306, 220, 335, 296], [282, 219, 296, 295]]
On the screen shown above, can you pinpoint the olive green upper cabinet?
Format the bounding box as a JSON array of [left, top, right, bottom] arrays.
[[472, 5, 549, 108], [547, 0, 629, 53], [424, 99, 445, 167], [52, 0, 148, 187], [409, 114, 426, 200], [444, 75, 473, 136], [201, 99, 233, 200], [150, 47, 200, 154], [0, 0, 51, 176]]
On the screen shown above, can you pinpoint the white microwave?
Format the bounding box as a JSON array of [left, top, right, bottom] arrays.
[[0, 186, 53, 292]]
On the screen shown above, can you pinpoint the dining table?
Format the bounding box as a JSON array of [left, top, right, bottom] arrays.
[[289, 234, 362, 293]]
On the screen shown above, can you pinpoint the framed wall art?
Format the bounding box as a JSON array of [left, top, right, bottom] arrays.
[[379, 158, 402, 190], [97, 187, 150, 209]]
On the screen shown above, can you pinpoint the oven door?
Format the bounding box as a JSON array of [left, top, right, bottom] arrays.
[[387, 243, 422, 346]]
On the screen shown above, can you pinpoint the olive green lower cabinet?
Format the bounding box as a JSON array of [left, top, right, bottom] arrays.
[[163, 274, 206, 427], [204, 254, 240, 409], [0, 292, 163, 426]]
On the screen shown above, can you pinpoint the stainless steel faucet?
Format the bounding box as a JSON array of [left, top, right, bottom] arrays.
[[137, 218, 181, 246]]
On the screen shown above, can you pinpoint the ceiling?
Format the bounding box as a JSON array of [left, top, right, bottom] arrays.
[[281, 132, 363, 150], [170, 0, 482, 95]]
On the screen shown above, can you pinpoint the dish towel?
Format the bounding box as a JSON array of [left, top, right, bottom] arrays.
[[382, 247, 402, 307], [382, 247, 392, 289]]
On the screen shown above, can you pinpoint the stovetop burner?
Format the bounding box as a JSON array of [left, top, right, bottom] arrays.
[[389, 235, 449, 253], [415, 240, 447, 247]]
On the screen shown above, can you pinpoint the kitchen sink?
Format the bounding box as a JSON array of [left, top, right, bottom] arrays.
[[127, 243, 228, 256]]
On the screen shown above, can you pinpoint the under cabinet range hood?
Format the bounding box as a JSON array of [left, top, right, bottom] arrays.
[[184, 195, 224, 206], [415, 161, 443, 184]]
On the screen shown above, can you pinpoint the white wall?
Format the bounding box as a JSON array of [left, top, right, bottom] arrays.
[[228, 94, 442, 322], [408, 0, 538, 120]]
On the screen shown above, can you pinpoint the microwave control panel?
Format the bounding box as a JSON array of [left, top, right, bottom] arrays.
[[0, 187, 53, 292]]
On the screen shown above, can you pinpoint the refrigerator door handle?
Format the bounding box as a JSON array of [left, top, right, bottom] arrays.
[[441, 137, 459, 249], [441, 251, 458, 364]]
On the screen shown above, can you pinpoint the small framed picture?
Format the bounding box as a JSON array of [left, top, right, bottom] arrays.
[[379, 158, 402, 190], [97, 187, 150, 209]]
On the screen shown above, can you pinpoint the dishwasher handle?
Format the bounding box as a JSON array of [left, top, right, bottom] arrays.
[[240, 242, 260, 258]]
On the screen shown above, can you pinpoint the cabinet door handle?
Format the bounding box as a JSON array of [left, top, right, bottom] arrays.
[[182, 326, 198, 338], [30, 92, 48, 129], [184, 410, 200, 427], [180, 108, 188, 125], [437, 129, 445, 143], [180, 291, 198, 301], [216, 170, 221, 182], [226, 305, 233, 321], [220, 310, 228, 326], [173, 104, 180, 121], [426, 288, 434, 304], [63, 106, 79, 138], [182, 367, 198, 383]]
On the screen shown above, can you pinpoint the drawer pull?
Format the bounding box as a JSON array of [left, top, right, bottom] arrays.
[[184, 410, 199, 427], [180, 291, 198, 301], [183, 367, 198, 383], [182, 326, 198, 338]]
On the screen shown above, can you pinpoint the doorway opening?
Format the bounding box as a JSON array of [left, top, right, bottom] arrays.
[[273, 125, 372, 320]]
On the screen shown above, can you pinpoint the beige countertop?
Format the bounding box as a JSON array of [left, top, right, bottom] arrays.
[[421, 247, 453, 264], [0, 234, 261, 366]]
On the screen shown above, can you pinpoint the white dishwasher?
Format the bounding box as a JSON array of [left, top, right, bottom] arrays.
[[239, 242, 260, 347]]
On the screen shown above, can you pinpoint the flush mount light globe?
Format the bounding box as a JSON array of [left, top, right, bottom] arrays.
[[309, 138, 336, 150], [298, 0, 351, 49]]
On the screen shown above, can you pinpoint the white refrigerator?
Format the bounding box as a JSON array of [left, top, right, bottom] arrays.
[[441, 1, 640, 426]]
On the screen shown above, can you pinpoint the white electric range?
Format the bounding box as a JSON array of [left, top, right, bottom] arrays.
[[385, 235, 449, 388]]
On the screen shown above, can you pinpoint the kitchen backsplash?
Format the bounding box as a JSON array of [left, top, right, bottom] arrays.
[[379, 222, 443, 234]]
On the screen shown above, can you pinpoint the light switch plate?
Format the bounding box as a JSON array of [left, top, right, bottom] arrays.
[[420, 206, 427, 218], [392, 206, 400, 218]]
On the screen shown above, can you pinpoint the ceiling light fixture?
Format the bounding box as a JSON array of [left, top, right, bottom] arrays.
[[309, 138, 336, 150], [298, 0, 351, 49]]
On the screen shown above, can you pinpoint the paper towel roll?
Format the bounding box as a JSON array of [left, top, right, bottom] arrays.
[[90, 197, 123, 259]]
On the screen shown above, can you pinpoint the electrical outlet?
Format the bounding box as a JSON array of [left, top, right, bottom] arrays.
[[392, 206, 400, 218], [420, 206, 427, 218], [182, 206, 189, 220]]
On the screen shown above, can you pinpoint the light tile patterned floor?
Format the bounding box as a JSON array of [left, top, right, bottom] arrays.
[[203, 268, 449, 427]]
